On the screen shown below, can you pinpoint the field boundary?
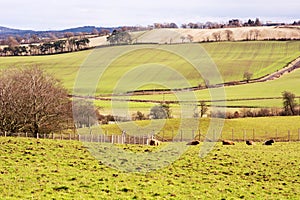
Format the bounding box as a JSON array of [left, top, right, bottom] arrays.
[[1, 128, 300, 144]]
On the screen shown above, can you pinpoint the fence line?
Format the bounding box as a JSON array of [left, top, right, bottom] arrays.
[[1, 128, 300, 144]]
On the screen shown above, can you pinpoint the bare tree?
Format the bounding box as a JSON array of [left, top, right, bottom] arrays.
[[7, 36, 19, 48], [200, 101, 208, 117], [212, 32, 221, 41], [282, 91, 297, 115], [253, 29, 260, 40], [92, 28, 99, 35], [0, 67, 73, 137], [187, 34, 194, 42], [72, 99, 99, 128], [180, 36, 186, 43], [224, 30, 234, 41], [243, 71, 253, 82]]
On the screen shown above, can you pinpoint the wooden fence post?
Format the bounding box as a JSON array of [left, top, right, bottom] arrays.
[[172, 130, 174, 142], [276, 129, 278, 140], [193, 130, 195, 140], [288, 130, 290, 142], [142, 136, 145, 145], [181, 130, 183, 142], [213, 129, 216, 142], [199, 130, 201, 141], [232, 129, 234, 141], [298, 129, 300, 142]]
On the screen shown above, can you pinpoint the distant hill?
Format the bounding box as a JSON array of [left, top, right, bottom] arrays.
[[58, 26, 116, 33], [0, 25, 117, 38], [0, 26, 34, 35]]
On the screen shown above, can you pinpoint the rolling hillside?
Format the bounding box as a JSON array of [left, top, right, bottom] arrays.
[[133, 26, 300, 44], [0, 41, 299, 95]]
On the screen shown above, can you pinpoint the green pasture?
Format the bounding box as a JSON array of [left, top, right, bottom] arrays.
[[0, 50, 92, 91], [0, 137, 300, 199], [98, 116, 300, 141], [92, 67, 300, 114], [129, 67, 300, 108], [0, 41, 299, 95], [201, 41, 300, 82]]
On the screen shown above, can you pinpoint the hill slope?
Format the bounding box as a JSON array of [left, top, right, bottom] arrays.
[[134, 26, 300, 44], [1, 41, 299, 95]]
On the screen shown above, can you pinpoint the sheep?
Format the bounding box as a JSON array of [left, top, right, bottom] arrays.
[[222, 140, 235, 145], [264, 139, 275, 145], [246, 140, 255, 145], [147, 139, 160, 146], [186, 140, 200, 145]]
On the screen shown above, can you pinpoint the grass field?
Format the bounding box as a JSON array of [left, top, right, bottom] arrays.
[[92, 65, 300, 115], [1, 137, 300, 199], [97, 116, 300, 142], [128, 67, 300, 108], [0, 41, 299, 95]]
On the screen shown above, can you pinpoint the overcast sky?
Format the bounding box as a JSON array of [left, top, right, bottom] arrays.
[[1, 0, 299, 30]]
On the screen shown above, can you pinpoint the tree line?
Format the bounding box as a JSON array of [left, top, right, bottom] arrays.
[[0, 36, 90, 56]]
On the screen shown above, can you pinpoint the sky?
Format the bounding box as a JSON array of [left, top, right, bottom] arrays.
[[1, 0, 299, 30]]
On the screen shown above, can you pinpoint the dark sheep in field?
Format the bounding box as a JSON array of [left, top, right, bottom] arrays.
[[264, 139, 275, 145], [222, 140, 235, 145], [246, 140, 255, 145], [186, 140, 200, 145], [147, 139, 160, 146]]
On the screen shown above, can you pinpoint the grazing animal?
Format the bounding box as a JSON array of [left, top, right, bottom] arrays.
[[264, 139, 275, 145], [246, 140, 255, 145], [222, 140, 235, 145], [147, 139, 160, 146], [186, 140, 200, 145]]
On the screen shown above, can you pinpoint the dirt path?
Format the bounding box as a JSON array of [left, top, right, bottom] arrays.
[[252, 57, 300, 82]]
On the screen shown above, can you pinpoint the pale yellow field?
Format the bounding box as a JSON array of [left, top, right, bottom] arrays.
[[133, 26, 300, 44]]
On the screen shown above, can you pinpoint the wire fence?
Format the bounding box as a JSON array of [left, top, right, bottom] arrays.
[[1, 128, 300, 144]]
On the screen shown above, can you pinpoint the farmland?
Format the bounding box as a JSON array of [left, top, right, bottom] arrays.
[[129, 66, 300, 108], [0, 41, 299, 95], [99, 116, 300, 141], [1, 33, 300, 200], [0, 137, 300, 199], [133, 26, 300, 44]]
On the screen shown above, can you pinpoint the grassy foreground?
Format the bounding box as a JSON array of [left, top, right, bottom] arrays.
[[0, 137, 300, 199]]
